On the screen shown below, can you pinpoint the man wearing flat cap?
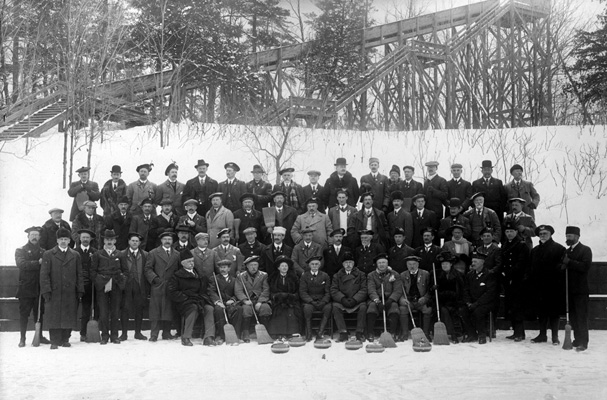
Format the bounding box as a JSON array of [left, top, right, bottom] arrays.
[[40, 228, 84, 349], [330, 252, 367, 342], [502, 197, 536, 249], [423, 161, 449, 220], [366, 253, 403, 342], [157, 162, 185, 216], [187, 232, 218, 279], [360, 157, 390, 212], [213, 228, 244, 276], [233, 193, 263, 245], [91, 229, 128, 344], [262, 191, 298, 248], [447, 163, 473, 211], [15, 226, 50, 347], [352, 192, 389, 248], [100, 165, 126, 217], [410, 193, 439, 248], [291, 197, 333, 247], [40, 208, 72, 250], [463, 192, 501, 246], [238, 227, 266, 259], [182, 159, 219, 218], [259, 226, 293, 276], [209, 258, 243, 344], [505, 164, 540, 218], [327, 189, 357, 248], [386, 165, 403, 213], [206, 192, 235, 248], [399, 255, 432, 340], [144, 230, 180, 341], [246, 165, 273, 211], [68, 166, 101, 222], [355, 230, 386, 275], [273, 167, 306, 213], [387, 191, 414, 248], [74, 229, 97, 341], [561, 226, 592, 351], [388, 227, 416, 274], [149, 199, 179, 248], [119, 232, 149, 341], [178, 198, 207, 243], [292, 228, 324, 276], [235, 256, 272, 342], [126, 163, 159, 216], [322, 157, 360, 209], [439, 197, 471, 242], [129, 198, 155, 251], [299, 256, 332, 340], [218, 162, 248, 213], [399, 165, 423, 211], [105, 196, 133, 251], [460, 251, 497, 344], [528, 225, 566, 345], [323, 228, 352, 278], [472, 160, 507, 224], [72, 201, 105, 249], [302, 170, 326, 213]]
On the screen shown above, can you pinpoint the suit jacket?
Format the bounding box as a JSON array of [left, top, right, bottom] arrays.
[[74, 245, 97, 288], [401, 269, 431, 305], [464, 268, 497, 307], [423, 174, 449, 219], [71, 212, 105, 249], [273, 182, 306, 213], [327, 205, 357, 238], [291, 211, 333, 247], [235, 271, 270, 304], [246, 179, 273, 211], [367, 270, 403, 303], [173, 241, 195, 253], [299, 270, 331, 304], [323, 245, 352, 277], [360, 173, 390, 210], [91, 247, 128, 291], [446, 178, 473, 210], [126, 180, 159, 215], [387, 208, 413, 247], [322, 171, 359, 208], [411, 208, 438, 248], [149, 213, 179, 248], [439, 214, 472, 241], [192, 246, 219, 278], [475, 243, 503, 275], [388, 244, 416, 274], [209, 273, 238, 304], [218, 178, 248, 212], [352, 207, 389, 246], [292, 241, 324, 275], [502, 212, 536, 249], [119, 248, 149, 298], [40, 219, 72, 250], [262, 205, 298, 248], [415, 244, 441, 273], [238, 240, 266, 259], [233, 209, 263, 245], [178, 213, 207, 243], [105, 211, 133, 250], [182, 175, 219, 217], [67, 180, 101, 221], [259, 244, 293, 276], [157, 179, 186, 216], [472, 177, 507, 217], [355, 243, 386, 275], [463, 207, 502, 243], [100, 179, 127, 216], [399, 179, 424, 204], [302, 184, 326, 213], [213, 244, 245, 276], [566, 242, 593, 295], [206, 206, 235, 248], [505, 179, 540, 218], [129, 214, 154, 251]]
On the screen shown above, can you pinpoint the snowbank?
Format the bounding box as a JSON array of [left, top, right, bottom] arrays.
[[1, 122, 606, 264]]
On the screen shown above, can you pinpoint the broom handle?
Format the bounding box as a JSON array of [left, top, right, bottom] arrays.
[[213, 273, 231, 323], [239, 274, 261, 324], [380, 282, 388, 332], [432, 264, 441, 321], [565, 268, 569, 323], [36, 292, 42, 323], [90, 281, 95, 320], [401, 283, 417, 329]]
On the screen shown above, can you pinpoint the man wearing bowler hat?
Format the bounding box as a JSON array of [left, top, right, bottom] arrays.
[[246, 165, 273, 211], [273, 167, 306, 213], [322, 157, 360, 209], [360, 157, 390, 212], [302, 170, 326, 213], [503, 197, 536, 249], [387, 191, 414, 247], [218, 162, 248, 213], [505, 164, 540, 218], [233, 193, 263, 245], [439, 197, 471, 242], [100, 165, 126, 217], [561, 226, 592, 351], [105, 196, 133, 251], [68, 166, 101, 222], [40, 208, 72, 251], [410, 193, 439, 248], [173, 224, 195, 253], [157, 162, 185, 216], [472, 160, 507, 224], [182, 159, 219, 218], [291, 197, 333, 247], [126, 163, 159, 216], [447, 163, 473, 211], [119, 232, 149, 341], [72, 201, 105, 249], [423, 161, 449, 220], [178, 198, 207, 243], [74, 229, 98, 341]]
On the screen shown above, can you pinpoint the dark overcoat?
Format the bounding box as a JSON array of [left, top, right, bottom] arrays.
[[168, 268, 211, 315], [182, 175, 219, 217], [91, 248, 128, 291], [529, 238, 566, 316], [100, 179, 127, 216], [105, 211, 133, 250], [40, 219, 72, 250], [299, 270, 331, 304], [15, 242, 45, 298], [119, 248, 149, 299], [144, 246, 180, 320], [360, 173, 390, 210], [322, 171, 360, 209], [388, 244, 416, 274], [68, 180, 101, 221], [246, 179, 273, 211], [219, 178, 248, 213], [472, 177, 507, 218], [323, 245, 353, 277], [446, 178, 473, 210], [423, 175, 449, 219], [330, 267, 367, 304], [566, 242, 593, 295]]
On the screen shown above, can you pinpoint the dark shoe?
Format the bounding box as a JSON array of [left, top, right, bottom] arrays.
[[243, 338, 251, 343], [149, 336, 158, 342], [119, 333, 128, 341], [491, 330, 496, 339], [62, 342, 71, 348], [316, 333, 324, 341], [111, 338, 121, 344], [572, 340, 579, 347], [181, 338, 193, 347], [450, 335, 459, 344], [162, 332, 176, 340], [505, 334, 516, 340], [367, 335, 375, 343], [337, 332, 348, 342], [355, 332, 365, 342], [134, 332, 148, 341], [242, 330, 250, 343], [100, 338, 108, 345], [514, 336, 524, 342], [203, 337, 216, 346], [215, 337, 225, 346], [531, 335, 547, 343], [552, 338, 560, 346], [463, 335, 478, 343], [18, 339, 25, 348], [575, 345, 587, 352], [50, 344, 58, 350], [40, 337, 51, 345], [478, 336, 487, 345], [80, 335, 87, 342]]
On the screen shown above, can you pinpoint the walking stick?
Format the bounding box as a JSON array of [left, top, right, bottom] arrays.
[[32, 294, 42, 347], [213, 274, 239, 345], [431, 265, 450, 345], [238, 274, 273, 344], [563, 268, 573, 350]]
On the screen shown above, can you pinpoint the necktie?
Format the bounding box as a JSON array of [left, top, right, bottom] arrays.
[[418, 211, 422, 218], [335, 246, 340, 255], [166, 250, 170, 258], [478, 210, 482, 217], [113, 183, 117, 190], [485, 179, 489, 185], [340, 207, 346, 212], [83, 248, 88, 255], [277, 208, 282, 216]]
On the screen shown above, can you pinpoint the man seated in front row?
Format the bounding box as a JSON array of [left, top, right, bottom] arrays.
[[234, 256, 272, 343], [209, 259, 243, 344], [366, 254, 402, 342], [330, 253, 367, 342], [460, 251, 496, 344], [399, 255, 432, 341], [299, 256, 332, 341]]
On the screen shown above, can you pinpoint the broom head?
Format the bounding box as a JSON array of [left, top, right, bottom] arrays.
[[223, 323, 240, 345], [411, 327, 432, 352], [255, 323, 273, 345], [379, 331, 397, 348], [32, 322, 42, 347], [433, 321, 450, 345], [562, 323, 573, 350], [86, 320, 101, 343]]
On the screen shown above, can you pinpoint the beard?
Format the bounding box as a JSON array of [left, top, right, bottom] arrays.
[[565, 239, 575, 246]]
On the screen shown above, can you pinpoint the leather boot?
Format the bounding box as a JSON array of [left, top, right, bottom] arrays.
[[305, 319, 313, 341], [366, 313, 377, 342], [422, 313, 432, 339], [388, 314, 399, 336], [241, 317, 251, 343], [317, 315, 329, 339]]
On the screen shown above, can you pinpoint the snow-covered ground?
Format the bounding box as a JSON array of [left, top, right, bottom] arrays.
[[1, 330, 606, 399]]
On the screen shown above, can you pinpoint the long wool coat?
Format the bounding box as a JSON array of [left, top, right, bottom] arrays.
[[144, 246, 180, 321]]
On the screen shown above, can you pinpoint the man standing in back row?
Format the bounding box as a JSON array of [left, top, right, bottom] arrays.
[[423, 161, 448, 220], [182, 159, 219, 218], [360, 157, 390, 213], [472, 160, 507, 224], [68, 166, 100, 222]]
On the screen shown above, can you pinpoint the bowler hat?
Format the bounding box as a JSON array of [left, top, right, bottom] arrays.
[[306, 256, 323, 264], [175, 224, 192, 233], [481, 160, 493, 168], [251, 165, 265, 174], [102, 229, 117, 238], [77, 229, 96, 238], [110, 165, 122, 174], [334, 157, 348, 166], [194, 159, 209, 168]]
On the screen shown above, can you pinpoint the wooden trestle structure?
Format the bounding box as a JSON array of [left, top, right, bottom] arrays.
[[0, 0, 551, 141]]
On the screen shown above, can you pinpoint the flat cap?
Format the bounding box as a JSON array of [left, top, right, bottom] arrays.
[[451, 163, 463, 169], [470, 192, 485, 201], [329, 228, 345, 237], [425, 161, 439, 167], [208, 192, 223, 201], [243, 227, 257, 235], [82, 200, 97, 208], [76, 166, 90, 173], [273, 226, 287, 235], [244, 255, 260, 265], [508, 197, 526, 204], [307, 170, 321, 176], [183, 199, 199, 207], [48, 207, 64, 214], [217, 228, 231, 238], [25, 226, 43, 234], [368, 157, 379, 164], [195, 232, 209, 240], [279, 167, 295, 175], [306, 256, 323, 264], [411, 193, 426, 202], [404, 255, 421, 263]]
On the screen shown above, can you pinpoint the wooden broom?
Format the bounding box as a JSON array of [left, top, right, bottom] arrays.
[[86, 284, 101, 343], [562, 268, 573, 350], [31, 294, 42, 347], [431, 265, 450, 345], [213, 274, 239, 345], [238, 274, 273, 345], [402, 283, 432, 352], [378, 283, 397, 348]]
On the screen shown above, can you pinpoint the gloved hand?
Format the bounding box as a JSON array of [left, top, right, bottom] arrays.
[[528, 203, 536, 210], [345, 298, 358, 308], [316, 301, 326, 309], [43, 293, 51, 303], [375, 300, 384, 313], [341, 297, 351, 307]]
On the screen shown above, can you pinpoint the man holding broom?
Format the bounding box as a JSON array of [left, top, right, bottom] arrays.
[[399, 255, 432, 341], [210, 259, 243, 344], [366, 254, 402, 342], [235, 256, 272, 343], [15, 226, 50, 347]]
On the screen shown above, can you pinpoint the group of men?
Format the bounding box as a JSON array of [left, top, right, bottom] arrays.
[[15, 156, 592, 351]]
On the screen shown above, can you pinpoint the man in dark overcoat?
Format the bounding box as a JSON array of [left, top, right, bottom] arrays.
[[321, 157, 360, 209], [238, 227, 266, 259], [299, 256, 332, 341], [233, 193, 264, 245], [410, 194, 439, 248], [273, 167, 306, 213], [386, 191, 414, 247], [182, 159, 219, 218], [67, 166, 101, 222], [119, 232, 149, 341], [40, 208, 72, 250], [129, 198, 155, 251], [388, 227, 416, 274], [399, 165, 424, 212], [502, 221, 530, 342], [446, 163, 473, 211], [471, 160, 507, 224], [330, 252, 367, 342], [438, 197, 471, 242], [259, 226, 293, 276], [178, 199, 207, 244], [460, 251, 496, 344], [354, 230, 386, 275], [302, 170, 326, 213], [71, 201, 105, 249], [423, 161, 449, 220], [352, 192, 389, 248], [262, 191, 298, 247], [104, 196, 133, 250], [40, 228, 84, 349], [323, 228, 352, 277], [15, 226, 50, 347], [414, 227, 441, 274], [74, 229, 97, 341], [218, 162, 248, 213], [100, 165, 126, 217], [246, 165, 273, 211], [502, 197, 536, 249], [149, 199, 179, 248]]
